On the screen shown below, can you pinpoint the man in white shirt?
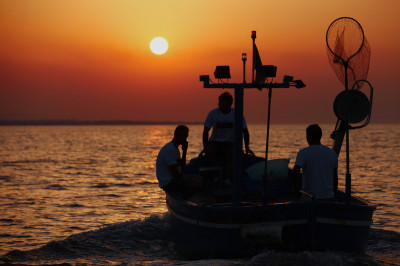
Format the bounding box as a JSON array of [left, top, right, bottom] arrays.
[[202, 92, 254, 183], [156, 125, 202, 198], [293, 124, 338, 199]]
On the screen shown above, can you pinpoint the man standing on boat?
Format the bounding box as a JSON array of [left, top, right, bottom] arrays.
[[202, 92, 254, 183], [156, 125, 202, 198], [293, 124, 338, 199]]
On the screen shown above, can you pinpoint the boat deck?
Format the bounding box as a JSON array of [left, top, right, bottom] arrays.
[[186, 187, 373, 208]]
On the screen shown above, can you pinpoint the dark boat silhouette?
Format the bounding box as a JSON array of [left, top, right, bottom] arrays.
[[166, 29, 376, 258], [166, 155, 375, 257]]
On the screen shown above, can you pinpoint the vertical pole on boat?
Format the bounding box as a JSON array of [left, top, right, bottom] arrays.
[[242, 53, 247, 84], [344, 63, 351, 203], [263, 87, 272, 206], [345, 124, 351, 203], [251, 31, 256, 83], [233, 84, 244, 205]]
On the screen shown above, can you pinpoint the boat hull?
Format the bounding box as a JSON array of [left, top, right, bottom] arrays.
[[166, 191, 375, 257]]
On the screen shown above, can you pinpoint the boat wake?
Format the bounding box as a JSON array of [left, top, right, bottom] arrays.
[[0, 214, 176, 265], [1, 214, 399, 265]]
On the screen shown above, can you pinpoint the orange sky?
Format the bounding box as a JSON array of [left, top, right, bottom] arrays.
[[1, 0, 399, 124]]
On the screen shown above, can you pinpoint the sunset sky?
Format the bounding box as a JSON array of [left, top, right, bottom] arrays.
[[1, 0, 399, 124]]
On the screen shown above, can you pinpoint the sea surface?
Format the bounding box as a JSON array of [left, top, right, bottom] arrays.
[[0, 124, 399, 265]]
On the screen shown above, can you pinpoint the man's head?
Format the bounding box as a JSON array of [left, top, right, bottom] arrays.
[[306, 124, 322, 145], [174, 125, 189, 145], [218, 92, 233, 114]]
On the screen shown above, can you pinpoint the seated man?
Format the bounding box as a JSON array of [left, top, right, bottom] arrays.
[[202, 92, 254, 184], [293, 124, 338, 199], [156, 125, 202, 198]]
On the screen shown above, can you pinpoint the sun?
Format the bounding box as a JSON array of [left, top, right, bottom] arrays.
[[150, 37, 168, 55]]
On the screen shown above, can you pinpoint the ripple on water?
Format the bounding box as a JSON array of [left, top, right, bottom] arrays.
[[62, 204, 85, 208], [92, 183, 109, 188], [45, 184, 67, 190]]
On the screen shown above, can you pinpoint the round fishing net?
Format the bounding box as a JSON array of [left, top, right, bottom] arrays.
[[326, 17, 371, 90]]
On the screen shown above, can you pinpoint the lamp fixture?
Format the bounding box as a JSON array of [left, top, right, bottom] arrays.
[[214, 66, 231, 79], [293, 80, 306, 88]]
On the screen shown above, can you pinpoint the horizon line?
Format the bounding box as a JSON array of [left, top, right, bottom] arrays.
[[0, 119, 398, 126], [0, 119, 203, 126]]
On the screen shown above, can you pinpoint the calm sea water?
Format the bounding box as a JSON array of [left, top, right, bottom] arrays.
[[0, 124, 399, 265]]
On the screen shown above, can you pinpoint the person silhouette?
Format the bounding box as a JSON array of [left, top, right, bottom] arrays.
[[202, 92, 254, 184], [156, 125, 202, 198], [293, 124, 338, 199]]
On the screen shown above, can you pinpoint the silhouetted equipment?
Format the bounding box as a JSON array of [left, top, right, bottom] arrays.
[[251, 31, 257, 82], [293, 80, 306, 89], [263, 65, 277, 77], [255, 65, 277, 85], [199, 75, 209, 82], [334, 90, 370, 123], [214, 66, 231, 79], [282, 76, 306, 89], [326, 17, 374, 203], [283, 75, 293, 84], [165, 30, 376, 257], [326, 17, 371, 91], [242, 53, 247, 83], [200, 31, 306, 206]]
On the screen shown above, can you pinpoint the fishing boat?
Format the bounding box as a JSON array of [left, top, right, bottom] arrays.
[[166, 24, 376, 257]]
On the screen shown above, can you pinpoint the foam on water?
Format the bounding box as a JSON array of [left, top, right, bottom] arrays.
[[1, 214, 175, 265]]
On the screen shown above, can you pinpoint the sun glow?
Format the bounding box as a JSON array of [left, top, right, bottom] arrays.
[[150, 37, 168, 55]]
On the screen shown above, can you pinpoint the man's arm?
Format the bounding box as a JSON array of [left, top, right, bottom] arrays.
[[202, 127, 210, 153], [169, 143, 187, 178], [293, 165, 302, 191], [243, 128, 254, 155], [181, 140, 188, 171], [169, 164, 183, 179]]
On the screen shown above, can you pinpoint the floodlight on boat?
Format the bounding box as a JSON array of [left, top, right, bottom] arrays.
[[283, 75, 293, 84], [284, 76, 305, 89], [293, 80, 306, 89], [199, 75, 209, 82], [263, 65, 277, 77], [214, 66, 231, 79]]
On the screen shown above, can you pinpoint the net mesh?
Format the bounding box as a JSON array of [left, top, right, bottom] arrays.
[[326, 17, 371, 90]]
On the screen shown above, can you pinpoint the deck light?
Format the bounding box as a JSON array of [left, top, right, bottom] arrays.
[[294, 80, 306, 88], [263, 65, 277, 77], [199, 75, 209, 82], [214, 66, 231, 79], [284, 75, 293, 84]]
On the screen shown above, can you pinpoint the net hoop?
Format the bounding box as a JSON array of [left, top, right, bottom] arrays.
[[326, 17, 365, 65]]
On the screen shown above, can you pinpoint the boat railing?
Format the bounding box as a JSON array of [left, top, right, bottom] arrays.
[[298, 190, 315, 201]]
